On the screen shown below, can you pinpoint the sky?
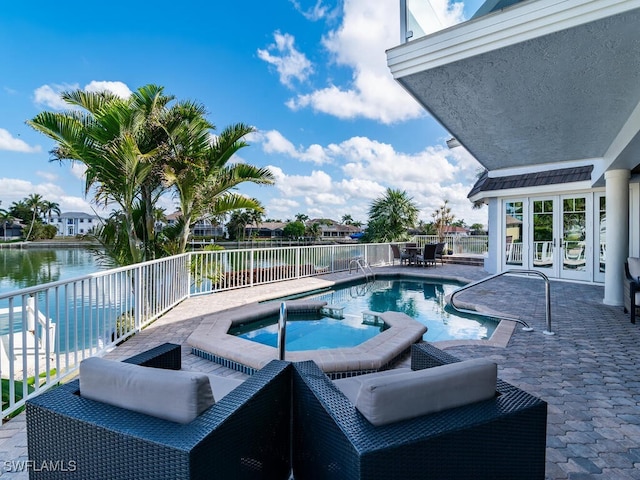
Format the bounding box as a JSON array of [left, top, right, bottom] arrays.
[[0, 0, 488, 227]]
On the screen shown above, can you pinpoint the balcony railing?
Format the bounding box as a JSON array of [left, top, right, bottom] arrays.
[[0, 243, 395, 417]]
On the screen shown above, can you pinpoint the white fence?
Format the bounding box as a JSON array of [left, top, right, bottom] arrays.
[[0, 243, 393, 417], [411, 235, 488, 255]]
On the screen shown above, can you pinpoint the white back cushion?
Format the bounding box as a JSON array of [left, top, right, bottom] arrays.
[[346, 358, 497, 426], [80, 357, 214, 424], [629, 257, 640, 279]]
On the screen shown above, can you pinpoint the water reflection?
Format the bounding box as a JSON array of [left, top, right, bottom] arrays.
[[0, 248, 101, 295]]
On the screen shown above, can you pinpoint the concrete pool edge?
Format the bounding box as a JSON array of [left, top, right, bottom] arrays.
[[188, 302, 427, 377], [186, 270, 517, 374]]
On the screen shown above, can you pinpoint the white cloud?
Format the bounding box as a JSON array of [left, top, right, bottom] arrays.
[[289, 0, 333, 21], [0, 128, 41, 153], [34, 84, 78, 110], [33, 81, 132, 110], [257, 31, 314, 88], [286, 0, 465, 124], [260, 130, 487, 225], [36, 171, 59, 182], [84, 81, 132, 98], [0, 178, 96, 215], [257, 129, 332, 165], [70, 162, 87, 180]]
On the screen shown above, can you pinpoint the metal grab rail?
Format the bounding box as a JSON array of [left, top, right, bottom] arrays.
[[449, 269, 554, 335], [277, 302, 287, 360], [349, 259, 375, 281]]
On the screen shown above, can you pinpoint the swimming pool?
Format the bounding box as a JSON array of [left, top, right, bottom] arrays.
[[232, 277, 498, 349]]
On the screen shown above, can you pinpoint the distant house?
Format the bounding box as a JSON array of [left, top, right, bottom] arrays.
[[160, 212, 226, 238], [0, 218, 24, 239], [245, 222, 286, 239], [442, 226, 470, 237], [308, 219, 362, 239], [43, 212, 100, 237]]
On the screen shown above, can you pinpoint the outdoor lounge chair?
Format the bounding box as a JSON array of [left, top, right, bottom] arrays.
[[26, 343, 292, 480], [624, 258, 640, 324], [434, 241, 446, 265], [291, 342, 547, 480], [390, 244, 410, 265], [416, 243, 437, 267]]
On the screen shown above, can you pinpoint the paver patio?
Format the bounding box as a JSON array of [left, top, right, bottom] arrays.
[[1, 264, 639, 479]]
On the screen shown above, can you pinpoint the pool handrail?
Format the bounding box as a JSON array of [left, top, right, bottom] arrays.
[[449, 269, 554, 335], [278, 302, 287, 361]]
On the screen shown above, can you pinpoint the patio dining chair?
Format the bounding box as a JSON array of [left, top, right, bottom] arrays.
[[416, 243, 437, 267], [26, 343, 292, 480], [434, 242, 446, 265], [390, 244, 410, 265]]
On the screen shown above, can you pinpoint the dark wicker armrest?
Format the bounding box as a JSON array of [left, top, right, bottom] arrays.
[[27, 356, 292, 480], [122, 342, 182, 369], [410, 342, 461, 369], [293, 355, 547, 480]]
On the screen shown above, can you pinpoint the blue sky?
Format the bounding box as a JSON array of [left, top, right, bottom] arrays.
[[0, 0, 487, 227]]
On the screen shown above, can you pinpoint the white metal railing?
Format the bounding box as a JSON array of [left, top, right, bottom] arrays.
[[0, 243, 395, 417], [411, 235, 488, 255]]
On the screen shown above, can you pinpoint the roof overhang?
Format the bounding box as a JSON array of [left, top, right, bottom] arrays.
[[387, 0, 640, 175]]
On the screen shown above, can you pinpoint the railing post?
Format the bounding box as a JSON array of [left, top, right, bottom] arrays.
[[249, 250, 254, 287], [296, 247, 301, 278], [134, 265, 142, 331]]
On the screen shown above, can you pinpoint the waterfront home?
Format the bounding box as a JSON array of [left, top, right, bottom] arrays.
[[387, 0, 640, 306], [43, 211, 100, 237]]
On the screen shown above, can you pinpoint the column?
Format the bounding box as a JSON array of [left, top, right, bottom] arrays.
[[603, 169, 630, 305]]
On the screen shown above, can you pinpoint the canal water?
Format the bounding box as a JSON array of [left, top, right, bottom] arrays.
[[0, 247, 103, 297]]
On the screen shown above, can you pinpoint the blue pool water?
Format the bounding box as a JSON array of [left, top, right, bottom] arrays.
[[233, 278, 498, 349]]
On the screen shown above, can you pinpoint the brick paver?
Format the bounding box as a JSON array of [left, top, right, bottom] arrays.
[[1, 264, 638, 479]]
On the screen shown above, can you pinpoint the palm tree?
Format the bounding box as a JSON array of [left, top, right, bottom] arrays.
[[432, 200, 455, 242], [28, 86, 166, 263], [163, 116, 274, 252], [0, 209, 14, 242], [341, 214, 354, 225], [24, 193, 44, 241], [42, 200, 61, 223], [295, 213, 309, 223], [365, 188, 419, 242], [305, 222, 321, 241]]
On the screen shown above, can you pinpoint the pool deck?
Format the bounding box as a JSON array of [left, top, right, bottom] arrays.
[[1, 263, 640, 479]]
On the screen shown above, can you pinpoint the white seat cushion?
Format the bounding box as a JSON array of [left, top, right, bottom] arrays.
[[335, 359, 497, 426], [80, 357, 215, 424]]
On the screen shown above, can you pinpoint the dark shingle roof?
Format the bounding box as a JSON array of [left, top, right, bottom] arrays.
[[468, 165, 593, 198]]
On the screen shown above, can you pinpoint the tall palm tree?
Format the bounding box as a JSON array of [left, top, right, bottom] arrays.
[[42, 200, 61, 223], [163, 116, 274, 252], [366, 188, 419, 242], [341, 214, 354, 225], [28, 85, 173, 264], [24, 193, 44, 241], [29, 84, 274, 263]]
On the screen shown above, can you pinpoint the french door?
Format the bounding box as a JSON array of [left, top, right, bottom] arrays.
[[503, 195, 593, 281]]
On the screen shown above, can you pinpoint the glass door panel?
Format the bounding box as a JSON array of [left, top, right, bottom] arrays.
[[505, 201, 524, 266], [562, 197, 586, 273], [593, 194, 605, 283], [532, 199, 554, 270]]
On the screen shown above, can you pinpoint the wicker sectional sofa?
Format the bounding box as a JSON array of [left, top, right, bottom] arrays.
[[26, 343, 292, 480], [291, 342, 548, 480]]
